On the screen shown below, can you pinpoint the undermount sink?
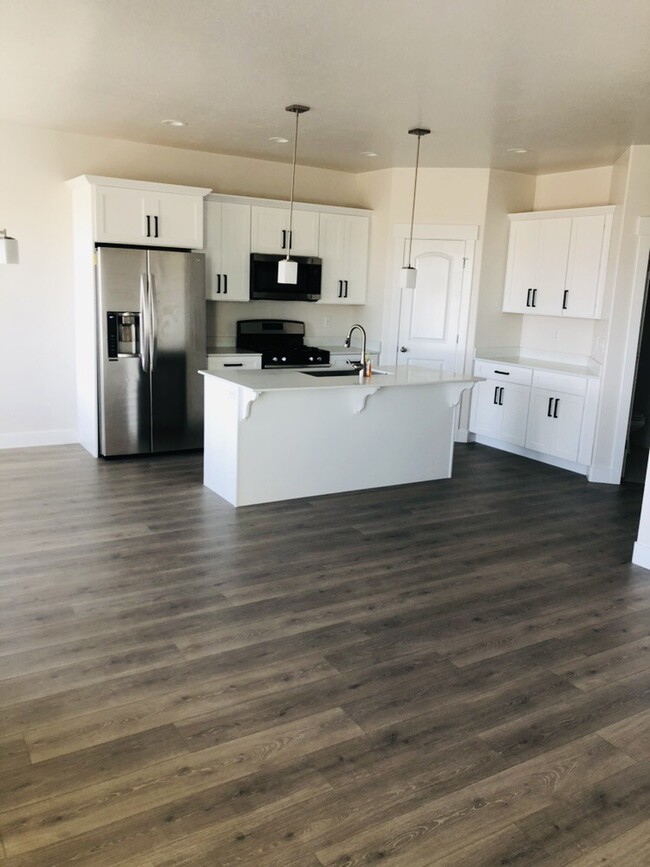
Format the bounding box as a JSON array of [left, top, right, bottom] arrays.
[[301, 369, 391, 378]]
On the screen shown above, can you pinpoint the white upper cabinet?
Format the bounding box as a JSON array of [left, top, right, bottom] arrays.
[[503, 206, 614, 319], [204, 199, 251, 302], [318, 213, 370, 304], [251, 206, 320, 256], [91, 179, 210, 249]]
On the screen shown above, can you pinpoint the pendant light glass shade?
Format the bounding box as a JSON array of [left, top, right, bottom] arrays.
[[0, 230, 19, 264], [278, 104, 310, 284], [400, 127, 430, 289]]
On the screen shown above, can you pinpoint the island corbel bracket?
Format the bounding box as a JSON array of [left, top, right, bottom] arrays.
[[442, 381, 476, 408], [351, 386, 380, 414], [240, 389, 263, 421]]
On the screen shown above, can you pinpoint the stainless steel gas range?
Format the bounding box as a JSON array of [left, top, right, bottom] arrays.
[[236, 319, 330, 368]]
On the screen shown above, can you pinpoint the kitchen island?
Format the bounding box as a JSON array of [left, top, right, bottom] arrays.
[[200, 366, 478, 506]]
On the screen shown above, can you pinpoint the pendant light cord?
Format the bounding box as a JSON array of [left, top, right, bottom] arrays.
[[286, 110, 300, 260], [406, 133, 422, 269]]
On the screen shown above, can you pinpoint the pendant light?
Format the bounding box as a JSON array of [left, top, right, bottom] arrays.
[[278, 104, 310, 284], [400, 127, 430, 289], [0, 229, 19, 264]]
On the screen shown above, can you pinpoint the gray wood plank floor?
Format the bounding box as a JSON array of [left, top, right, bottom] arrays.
[[0, 443, 649, 866]]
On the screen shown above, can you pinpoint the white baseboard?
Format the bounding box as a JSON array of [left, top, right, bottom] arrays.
[[587, 465, 621, 485], [455, 427, 470, 443], [632, 541, 650, 571], [473, 435, 588, 476], [0, 429, 77, 450]]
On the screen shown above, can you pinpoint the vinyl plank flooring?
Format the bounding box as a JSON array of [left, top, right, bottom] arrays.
[[0, 442, 648, 865]]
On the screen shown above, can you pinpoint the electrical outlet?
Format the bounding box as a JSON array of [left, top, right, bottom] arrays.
[[323, 316, 332, 328]]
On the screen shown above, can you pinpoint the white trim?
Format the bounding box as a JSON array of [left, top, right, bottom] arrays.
[[0, 429, 77, 449], [608, 217, 650, 483], [474, 435, 589, 476], [67, 175, 212, 197], [508, 205, 616, 221], [588, 465, 620, 485], [632, 541, 650, 571], [205, 192, 373, 217]]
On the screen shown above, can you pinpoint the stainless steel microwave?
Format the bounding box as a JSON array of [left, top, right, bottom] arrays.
[[249, 253, 322, 301]]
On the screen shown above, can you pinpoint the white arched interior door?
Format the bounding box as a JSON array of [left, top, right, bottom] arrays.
[[397, 238, 467, 372]]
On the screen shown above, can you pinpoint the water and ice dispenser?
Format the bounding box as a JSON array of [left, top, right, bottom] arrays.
[[107, 312, 140, 359]]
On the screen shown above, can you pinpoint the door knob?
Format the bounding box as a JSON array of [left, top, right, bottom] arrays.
[[400, 346, 408, 353]]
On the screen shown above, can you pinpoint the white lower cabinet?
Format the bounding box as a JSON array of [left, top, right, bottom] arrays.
[[207, 354, 262, 371], [470, 360, 598, 472], [471, 380, 530, 445]]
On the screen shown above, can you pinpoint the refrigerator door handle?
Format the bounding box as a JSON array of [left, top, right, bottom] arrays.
[[148, 272, 157, 371], [140, 274, 149, 372]]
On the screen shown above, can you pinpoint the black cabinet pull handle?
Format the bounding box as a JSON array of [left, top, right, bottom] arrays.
[[494, 386, 499, 405], [532, 288, 537, 307], [547, 397, 553, 417], [289, 230, 293, 250], [146, 215, 151, 238], [223, 363, 243, 367], [344, 280, 349, 298], [338, 280, 342, 298], [154, 215, 159, 238], [562, 290, 569, 310], [216, 274, 221, 294], [281, 229, 286, 250], [554, 398, 560, 418], [526, 288, 532, 307], [493, 370, 510, 376], [499, 387, 504, 406]]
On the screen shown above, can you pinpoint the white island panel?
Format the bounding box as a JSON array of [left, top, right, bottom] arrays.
[[201, 367, 477, 506]]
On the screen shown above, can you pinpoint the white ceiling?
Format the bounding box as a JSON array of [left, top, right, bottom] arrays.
[[2, 0, 650, 174]]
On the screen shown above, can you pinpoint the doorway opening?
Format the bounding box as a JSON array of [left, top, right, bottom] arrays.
[[623, 254, 650, 483]]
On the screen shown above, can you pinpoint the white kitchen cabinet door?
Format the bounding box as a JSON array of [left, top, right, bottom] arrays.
[[563, 214, 607, 318], [532, 218, 572, 315], [503, 208, 613, 320], [95, 185, 204, 248], [525, 388, 584, 461], [503, 220, 541, 314], [251, 206, 319, 256], [471, 380, 529, 445], [204, 200, 251, 302], [318, 213, 369, 304]]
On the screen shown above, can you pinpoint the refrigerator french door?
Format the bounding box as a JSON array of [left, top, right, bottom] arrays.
[[96, 246, 206, 456]]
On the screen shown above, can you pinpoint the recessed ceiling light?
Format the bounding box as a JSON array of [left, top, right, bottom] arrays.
[[269, 136, 289, 143], [360, 151, 379, 157], [507, 147, 528, 154], [161, 119, 186, 127]]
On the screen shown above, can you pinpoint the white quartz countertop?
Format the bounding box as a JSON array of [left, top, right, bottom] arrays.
[[476, 354, 600, 378], [200, 365, 478, 393]]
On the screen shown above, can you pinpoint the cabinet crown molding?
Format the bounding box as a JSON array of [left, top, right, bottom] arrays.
[[508, 204, 616, 221], [206, 191, 372, 217], [67, 175, 212, 198]]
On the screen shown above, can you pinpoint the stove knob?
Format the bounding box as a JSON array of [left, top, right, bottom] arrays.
[[309, 356, 314, 362], [272, 356, 279, 363], [281, 356, 287, 363], [317, 356, 322, 362]]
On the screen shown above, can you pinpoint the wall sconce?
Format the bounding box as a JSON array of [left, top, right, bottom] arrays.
[[0, 230, 19, 264]]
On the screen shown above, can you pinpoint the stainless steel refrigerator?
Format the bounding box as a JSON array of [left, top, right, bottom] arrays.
[[96, 246, 206, 456]]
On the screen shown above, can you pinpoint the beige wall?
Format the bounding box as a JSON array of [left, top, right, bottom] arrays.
[[0, 122, 361, 445], [474, 169, 535, 352], [534, 166, 613, 211]]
